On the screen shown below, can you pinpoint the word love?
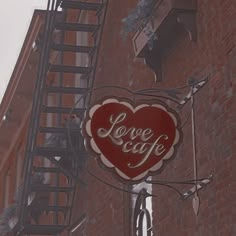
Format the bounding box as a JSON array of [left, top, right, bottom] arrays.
[[97, 112, 169, 168]]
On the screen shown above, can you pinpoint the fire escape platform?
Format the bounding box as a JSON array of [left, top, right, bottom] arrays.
[[52, 43, 95, 53], [55, 22, 99, 32]]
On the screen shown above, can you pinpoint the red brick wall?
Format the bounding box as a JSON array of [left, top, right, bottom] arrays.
[[151, 1, 236, 235], [74, 0, 236, 235], [0, 121, 28, 211]]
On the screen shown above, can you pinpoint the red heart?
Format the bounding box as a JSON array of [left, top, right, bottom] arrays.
[[84, 99, 181, 182]]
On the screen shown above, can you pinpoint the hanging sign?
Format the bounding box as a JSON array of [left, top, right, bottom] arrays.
[[83, 98, 182, 182]]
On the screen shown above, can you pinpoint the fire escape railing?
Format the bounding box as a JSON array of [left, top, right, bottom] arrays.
[[10, 0, 109, 235]]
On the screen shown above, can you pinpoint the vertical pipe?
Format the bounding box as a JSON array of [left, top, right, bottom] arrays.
[[191, 87, 200, 215], [191, 88, 197, 188]]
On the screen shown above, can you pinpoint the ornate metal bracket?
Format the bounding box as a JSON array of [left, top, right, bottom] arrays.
[[182, 175, 213, 199], [177, 12, 197, 41], [142, 78, 212, 215], [144, 50, 162, 82], [178, 78, 208, 109], [145, 175, 213, 200], [66, 80, 212, 215]]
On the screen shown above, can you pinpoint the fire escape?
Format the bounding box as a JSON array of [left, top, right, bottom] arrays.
[[15, 0, 108, 235]]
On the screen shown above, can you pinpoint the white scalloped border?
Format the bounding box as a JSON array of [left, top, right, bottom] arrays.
[[85, 98, 181, 182]]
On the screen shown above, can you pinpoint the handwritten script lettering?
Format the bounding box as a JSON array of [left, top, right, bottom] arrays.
[[97, 113, 169, 168]]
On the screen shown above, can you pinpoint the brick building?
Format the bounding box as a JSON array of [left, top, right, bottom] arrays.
[[0, 9, 44, 235], [0, 0, 235, 236]]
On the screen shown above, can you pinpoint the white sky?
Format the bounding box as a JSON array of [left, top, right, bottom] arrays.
[[0, 0, 48, 103]]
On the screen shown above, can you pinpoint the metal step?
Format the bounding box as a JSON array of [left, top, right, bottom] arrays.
[[55, 22, 99, 32], [44, 205, 69, 213], [33, 166, 63, 174], [41, 106, 86, 116], [50, 64, 92, 74], [35, 146, 72, 157], [39, 126, 81, 134], [60, 1, 102, 11], [35, 146, 87, 158], [23, 224, 65, 235], [33, 158, 74, 179], [45, 86, 88, 94], [31, 185, 73, 193], [52, 43, 95, 53]]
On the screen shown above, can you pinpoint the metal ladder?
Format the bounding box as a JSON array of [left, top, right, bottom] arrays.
[[16, 0, 108, 235]]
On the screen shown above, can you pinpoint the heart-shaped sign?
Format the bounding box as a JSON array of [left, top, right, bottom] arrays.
[[83, 98, 182, 182]]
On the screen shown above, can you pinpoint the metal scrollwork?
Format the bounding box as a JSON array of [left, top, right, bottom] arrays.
[[133, 189, 152, 236]]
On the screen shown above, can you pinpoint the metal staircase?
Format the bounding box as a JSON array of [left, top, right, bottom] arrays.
[[15, 0, 108, 235]]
